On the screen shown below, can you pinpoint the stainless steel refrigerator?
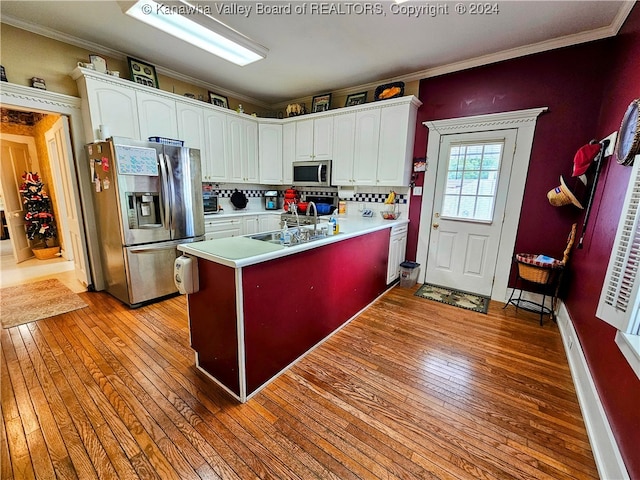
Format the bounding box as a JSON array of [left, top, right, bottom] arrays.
[[84, 137, 204, 307]]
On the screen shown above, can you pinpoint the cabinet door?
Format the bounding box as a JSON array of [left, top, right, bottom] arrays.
[[259, 214, 281, 233], [226, 116, 245, 182], [84, 78, 140, 140], [282, 122, 296, 184], [204, 109, 228, 182], [332, 113, 356, 186], [244, 120, 259, 183], [378, 103, 413, 186], [353, 109, 380, 186], [259, 124, 283, 184], [177, 102, 206, 179], [387, 232, 408, 283], [205, 228, 241, 240], [136, 91, 178, 140], [313, 116, 334, 161], [241, 215, 260, 235], [295, 119, 314, 160]]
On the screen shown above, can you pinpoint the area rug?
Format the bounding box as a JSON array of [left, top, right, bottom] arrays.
[[414, 283, 490, 314], [1, 278, 87, 329]]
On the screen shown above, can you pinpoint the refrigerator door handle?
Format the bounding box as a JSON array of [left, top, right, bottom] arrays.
[[164, 153, 176, 231], [158, 154, 171, 230]]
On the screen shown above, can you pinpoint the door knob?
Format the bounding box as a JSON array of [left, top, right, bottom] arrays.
[[432, 222, 439, 229]]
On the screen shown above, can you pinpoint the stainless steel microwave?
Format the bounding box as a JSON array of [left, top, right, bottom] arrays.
[[292, 160, 332, 187]]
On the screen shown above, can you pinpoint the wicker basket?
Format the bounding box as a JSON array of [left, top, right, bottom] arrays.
[[515, 253, 563, 284]]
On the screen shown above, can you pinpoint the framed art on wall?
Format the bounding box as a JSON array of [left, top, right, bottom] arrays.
[[208, 91, 229, 108], [127, 57, 159, 88], [312, 93, 331, 113], [345, 92, 367, 107]]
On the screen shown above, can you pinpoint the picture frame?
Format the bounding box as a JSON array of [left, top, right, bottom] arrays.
[[127, 57, 159, 89], [312, 93, 332, 113], [345, 91, 368, 107], [208, 91, 229, 108]]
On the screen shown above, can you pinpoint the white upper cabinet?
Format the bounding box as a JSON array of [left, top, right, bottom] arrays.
[[332, 112, 356, 185], [377, 102, 418, 186], [282, 122, 296, 185], [227, 115, 259, 184], [204, 109, 228, 182], [352, 108, 381, 186], [176, 101, 205, 151], [259, 123, 283, 185], [73, 68, 421, 187], [332, 108, 381, 187], [295, 116, 333, 161], [79, 76, 140, 141], [136, 91, 178, 141]]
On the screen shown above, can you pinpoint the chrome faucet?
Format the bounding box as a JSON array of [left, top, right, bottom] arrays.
[[306, 201, 318, 235]]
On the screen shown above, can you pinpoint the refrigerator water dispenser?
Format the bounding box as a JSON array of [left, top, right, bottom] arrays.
[[127, 192, 161, 229]]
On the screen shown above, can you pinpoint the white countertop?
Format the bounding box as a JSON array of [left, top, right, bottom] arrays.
[[179, 216, 408, 268]]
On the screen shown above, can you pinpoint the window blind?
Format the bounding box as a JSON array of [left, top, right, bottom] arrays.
[[597, 157, 640, 334]]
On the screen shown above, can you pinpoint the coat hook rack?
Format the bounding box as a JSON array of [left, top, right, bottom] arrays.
[[578, 138, 610, 249]]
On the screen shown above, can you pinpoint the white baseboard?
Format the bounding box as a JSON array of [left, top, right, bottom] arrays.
[[556, 301, 630, 480]]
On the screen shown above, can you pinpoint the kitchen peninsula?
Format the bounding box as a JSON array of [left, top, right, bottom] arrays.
[[178, 216, 408, 402]]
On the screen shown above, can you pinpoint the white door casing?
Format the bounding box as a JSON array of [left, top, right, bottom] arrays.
[[417, 107, 548, 302], [0, 138, 37, 263], [425, 131, 516, 296], [1, 83, 94, 287], [45, 116, 90, 284]]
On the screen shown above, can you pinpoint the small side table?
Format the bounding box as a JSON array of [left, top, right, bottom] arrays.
[[504, 254, 564, 325]]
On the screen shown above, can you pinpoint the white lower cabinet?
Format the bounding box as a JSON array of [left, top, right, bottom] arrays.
[[259, 214, 281, 232], [387, 224, 408, 284], [241, 215, 260, 235], [204, 218, 241, 240], [205, 214, 281, 240]]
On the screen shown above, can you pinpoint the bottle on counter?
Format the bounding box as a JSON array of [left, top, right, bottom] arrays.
[[281, 224, 291, 245], [329, 214, 339, 235]]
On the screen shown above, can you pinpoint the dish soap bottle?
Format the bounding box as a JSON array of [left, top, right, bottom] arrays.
[[281, 224, 291, 245], [329, 214, 339, 235]]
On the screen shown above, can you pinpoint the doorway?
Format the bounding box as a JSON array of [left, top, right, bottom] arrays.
[[0, 109, 85, 292], [424, 130, 517, 297], [416, 107, 547, 302]]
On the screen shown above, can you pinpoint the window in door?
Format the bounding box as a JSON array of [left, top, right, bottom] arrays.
[[442, 142, 504, 222]]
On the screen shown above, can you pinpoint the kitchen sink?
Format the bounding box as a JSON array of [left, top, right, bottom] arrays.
[[249, 226, 330, 246]]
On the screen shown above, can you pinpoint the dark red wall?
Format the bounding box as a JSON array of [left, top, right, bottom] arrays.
[[565, 5, 640, 478], [407, 40, 611, 262], [407, 5, 640, 477]]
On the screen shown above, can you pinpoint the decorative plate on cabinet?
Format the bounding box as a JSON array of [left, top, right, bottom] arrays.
[[615, 98, 640, 166], [374, 82, 405, 101]]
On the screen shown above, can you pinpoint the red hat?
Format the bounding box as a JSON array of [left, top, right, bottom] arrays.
[[572, 143, 601, 177]]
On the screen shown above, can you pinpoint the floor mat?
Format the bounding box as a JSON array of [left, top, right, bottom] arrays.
[[414, 283, 490, 314], [1, 278, 87, 328]]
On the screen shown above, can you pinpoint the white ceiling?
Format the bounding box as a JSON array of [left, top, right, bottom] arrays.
[[1, 1, 633, 108]]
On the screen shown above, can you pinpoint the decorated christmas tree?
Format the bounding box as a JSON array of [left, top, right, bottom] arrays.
[[19, 171, 57, 248]]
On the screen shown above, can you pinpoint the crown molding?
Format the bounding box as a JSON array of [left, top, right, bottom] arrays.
[[424, 107, 549, 134], [3, 1, 633, 111], [1, 15, 272, 110], [0, 82, 82, 111]]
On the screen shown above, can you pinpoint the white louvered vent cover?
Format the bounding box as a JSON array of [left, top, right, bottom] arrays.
[[597, 156, 640, 333]]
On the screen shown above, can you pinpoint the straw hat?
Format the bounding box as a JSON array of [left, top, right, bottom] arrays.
[[547, 176, 584, 209]]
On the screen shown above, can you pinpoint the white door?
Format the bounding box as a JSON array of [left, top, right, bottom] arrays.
[[0, 140, 33, 262], [424, 130, 517, 296], [44, 117, 91, 285]]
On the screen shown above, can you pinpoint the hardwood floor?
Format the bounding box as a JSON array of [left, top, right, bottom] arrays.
[[1, 285, 598, 479]]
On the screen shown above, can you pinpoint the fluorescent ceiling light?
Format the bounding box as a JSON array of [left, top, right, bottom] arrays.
[[124, 0, 267, 66]]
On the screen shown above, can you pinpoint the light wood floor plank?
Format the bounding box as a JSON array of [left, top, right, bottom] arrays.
[[1, 286, 598, 479]]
